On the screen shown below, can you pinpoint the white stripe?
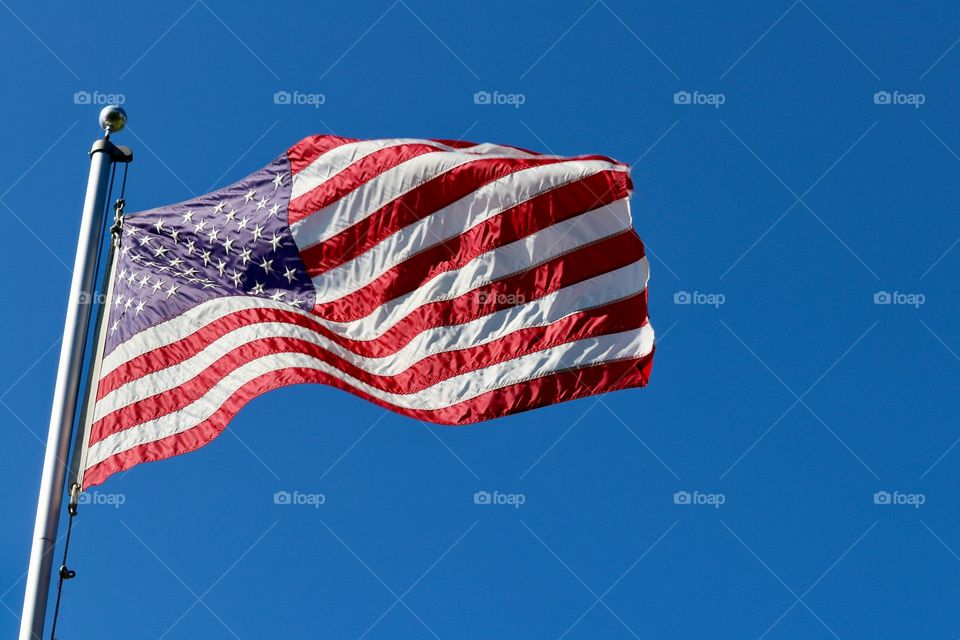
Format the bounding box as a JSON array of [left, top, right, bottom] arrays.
[[291, 138, 540, 200], [94, 258, 649, 419], [86, 324, 654, 469], [310, 160, 628, 301], [290, 151, 540, 249]]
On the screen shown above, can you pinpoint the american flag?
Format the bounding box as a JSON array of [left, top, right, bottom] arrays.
[[78, 135, 654, 488]]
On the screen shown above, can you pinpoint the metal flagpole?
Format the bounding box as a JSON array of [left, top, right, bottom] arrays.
[[19, 106, 132, 640]]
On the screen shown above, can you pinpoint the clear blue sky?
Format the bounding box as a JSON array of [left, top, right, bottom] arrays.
[[2, 1, 959, 638]]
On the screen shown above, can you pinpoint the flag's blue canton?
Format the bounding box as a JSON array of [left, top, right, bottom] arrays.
[[104, 154, 312, 355]]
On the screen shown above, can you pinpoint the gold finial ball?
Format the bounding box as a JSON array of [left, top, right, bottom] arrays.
[[98, 105, 127, 133]]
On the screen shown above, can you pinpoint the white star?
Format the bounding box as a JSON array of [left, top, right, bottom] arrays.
[[139, 235, 152, 247], [154, 219, 165, 233], [250, 281, 265, 295], [135, 299, 146, 315], [222, 237, 235, 254], [225, 208, 238, 222], [194, 219, 208, 233], [282, 266, 297, 284], [120, 246, 130, 257], [181, 267, 198, 278], [124, 297, 134, 309], [251, 224, 265, 241], [138, 274, 150, 289], [213, 201, 226, 214], [151, 279, 165, 293], [200, 250, 212, 266], [215, 258, 227, 277], [256, 196, 268, 211], [268, 233, 283, 252], [114, 294, 124, 308], [236, 216, 250, 231], [244, 189, 256, 203], [273, 173, 285, 190], [229, 269, 243, 288], [258, 257, 274, 274], [239, 248, 253, 265], [118, 268, 127, 280], [184, 239, 196, 255], [168, 228, 180, 243], [169, 257, 184, 268], [269, 290, 285, 301], [269, 202, 281, 217], [165, 283, 180, 298], [289, 298, 304, 308], [153, 245, 168, 257], [181, 210, 195, 223], [110, 320, 120, 334], [207, 227, 220, 244]]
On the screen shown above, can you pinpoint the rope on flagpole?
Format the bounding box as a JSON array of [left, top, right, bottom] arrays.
[[47, 484, 78, 640]]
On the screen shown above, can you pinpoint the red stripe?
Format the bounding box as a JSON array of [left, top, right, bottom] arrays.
[[90, 292, 649, 445], [98, 231, 646, 400], [309, 171, 629, 320], [287, 135, 359, 175], [82, 348, 654, 489], [297, 156, 620, 275], [287, 143, 443, 225]]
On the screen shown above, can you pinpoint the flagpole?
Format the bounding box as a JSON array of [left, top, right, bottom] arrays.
[[19, 106, 132, 640]]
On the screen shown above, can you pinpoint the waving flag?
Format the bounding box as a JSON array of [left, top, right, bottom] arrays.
[[77, 135, 654, 488]]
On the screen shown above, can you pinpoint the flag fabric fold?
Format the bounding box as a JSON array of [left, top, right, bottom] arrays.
[[79, 135, 654, 488]]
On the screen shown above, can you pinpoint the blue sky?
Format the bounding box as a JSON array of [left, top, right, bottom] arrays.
[[2, 1, 960, 638]]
